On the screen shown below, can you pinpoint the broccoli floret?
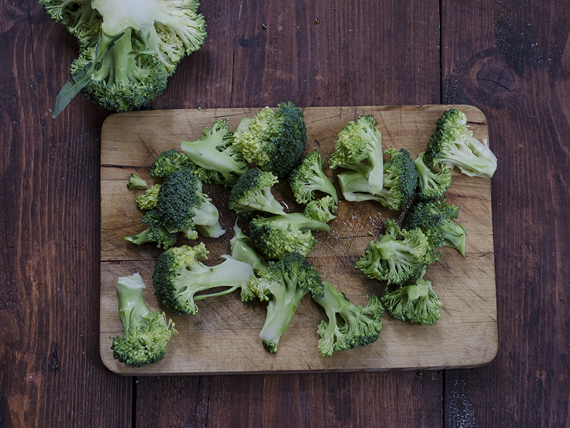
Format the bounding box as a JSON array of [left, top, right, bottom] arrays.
[[229, 168, 285, 216], [249, 213, 330, 260], [303, 196, 338, 223], [355, 219, 432, 286], [110, 273, 176, 367], [313, 281, 383, 357], [443, 220, 468, 257], [150, 149, 190, 180], [136, 184, 161, 210], [230, 222, 267, 274], [424, 109, 497, 178], [153, 243, 255, 315], [381, 278, 442, 325], [289, 150, 338, 204], [329, 115, 384, 195], [233, 102, 307, 178], [248, 252, 323, 353], [181, 119, 248, 187], [127, 172, 148, 189], [414, 152, 452, 200]]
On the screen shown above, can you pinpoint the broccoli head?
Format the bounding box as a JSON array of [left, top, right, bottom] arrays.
[[289, 150, 338, 204], [303, 196, 338, 224], [229, 168, 285, 216], [150, 149, 190, 180], [136, 184, 161, 211], [110, 273, 176, 367], [248, 252, 323, 353], [230, 222, 267, 274], [153, 243, 255, 315], [381, 278, 442, 325], [413, 152, 452, 201], [313, 282, 383, 357], [127, 172, 148, 189]]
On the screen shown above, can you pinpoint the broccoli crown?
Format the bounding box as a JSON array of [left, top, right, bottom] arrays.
[[313, 282, 383, 357], [110, 273, 176, 367], [136, 184, 161, 210], [329, 115, 384, 194], [229, 168, 284, 216], [230, 222, 267, 275], [127, 172, 148, 189], [289, 150, 338, 204], [303, 196, 338, 224], [355, 219, 432, 286], [381, 278, 442, 325], [152, 243, 255, 315], [249, 213, 330, 260], [424, 109, 497, 178], [181, 119, 247, 187], [150, 149, 190, 179], [249, 252, 323, 353], [233, 102, 307, 178], [413, 152, 452, 201]]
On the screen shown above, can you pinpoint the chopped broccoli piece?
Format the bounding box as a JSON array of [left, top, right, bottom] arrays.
[[414, 152, 452, 201], [229, 168, 285, 216], [289, 150, 338, 204], [110, 273, 176, 367], [443, 220, 468, 257], [230, 222, 267, 275], [329, 115, 384, 195], [150, 149, 191, 180], [136, 184, 161, 210], [424, 109, 497, 178], [313, 281, 383, 357], [181, 119, 247, 187], [303, 196, 338, 223], [249, 213, 330, 260], [153, 243, 255, 315], [248, 252, 323, 353], [381, 278, 442, 325], [127, 173, 148, 189], [233, 102, 307, 177]]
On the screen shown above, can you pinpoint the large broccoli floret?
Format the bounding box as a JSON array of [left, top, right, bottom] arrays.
[[248, 252, 323, 353], [233, 102, 307, 178], [329, 115, 384, 195], [249, 213, 330, 260], [153, 243, 255, 315], [424, 109, 497, 178], [303, 196, 338, 224], [110, 273, 176, 367], [289, 150, 338, 204], [136, 184, 161, 210], [355, 219, 432, 286], [181, 119, 247, 187], [150, 149, 191, 180], [381, 278, 442, 325], [230, 222, 267, 274], [313, 281, 383, 357], [413, 152, 452, 201], [229, 168, 285, 216]]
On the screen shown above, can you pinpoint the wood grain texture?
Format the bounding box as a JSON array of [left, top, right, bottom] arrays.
[[441, 1, 570, 427]]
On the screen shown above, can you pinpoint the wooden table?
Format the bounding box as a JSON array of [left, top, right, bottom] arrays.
[[1, 0, 568, 426]]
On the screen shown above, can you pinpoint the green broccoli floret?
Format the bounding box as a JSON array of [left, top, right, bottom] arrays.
[[229, 168, 285, 216], [414, 152, 452, 200], [181, 119, 248, 187], [289, 150, 338, 204], [233, 102, 307, 178], [150, 149, 190, 180], [424, 109, 497, 178], [381, 278, 442, 325], [153, 243, 255, 315], [230, 222, 267, 274], [303, 196, 338, 223], [329, 115, 384, 195], [127, 172, 148, 189], [313, 282, 383, 357], [249, 213, 330, 260], [136, 184, 161, 210], [248, 252, 323, 353], [110, 273, 176, 367], [355, 219, 432, 286], [338, 148, 417, 210]]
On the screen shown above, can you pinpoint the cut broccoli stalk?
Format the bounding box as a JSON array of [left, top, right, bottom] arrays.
[[413, 152, 451, 201], [230, 222, 267, 274], [289, 150, 338, 204], [127, 173, 148, 189], [443, 220, 467, 257], [229, 168, 285, 216], [381, 278, 442, 325], [193, 197, 226, 238]]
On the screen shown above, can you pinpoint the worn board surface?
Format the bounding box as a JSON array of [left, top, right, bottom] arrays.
[[100, 105, 496, 375]]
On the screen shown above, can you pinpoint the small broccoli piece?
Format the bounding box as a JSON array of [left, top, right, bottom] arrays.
[[414, 152, 452, 201], [233, 102, 307, 178], [192, 193, 226, 238], [110, 273, 176, 367], [355, 219, 432, 286], [443, 220, 468, 257], [249, 213, 330, 260], [229, 168, 285, 216], [150, 149, 190, 180], [381, 278, 442, 325], [313, 281, 383, 357], [136, 184, 161, 210], [230, 222, 267, 275], [181, 119, 247, 187], [424, 109, 497, 178], [303, 196, 338, 223], [289, 150, 338, 204], [329, 115, 384, 195], [249, 252, 323, 353], [153, 243, 255, 315], [127, 173, 148, 189]]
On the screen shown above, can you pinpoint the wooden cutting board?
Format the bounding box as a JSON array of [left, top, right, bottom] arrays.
[[100, 105, 497, 375]]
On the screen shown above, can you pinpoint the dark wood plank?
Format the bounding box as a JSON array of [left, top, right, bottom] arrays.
[[441, 1, 570, 426]]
